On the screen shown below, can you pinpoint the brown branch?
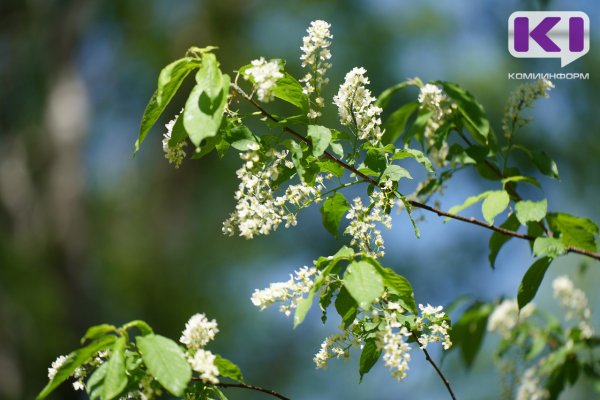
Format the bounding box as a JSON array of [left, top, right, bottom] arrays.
[[411, 332, 457, 400], [216, 382, 291, 400], [230, 83, 600, 262]]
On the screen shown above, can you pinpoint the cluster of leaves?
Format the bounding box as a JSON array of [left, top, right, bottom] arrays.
[[294, 246, 421, 376], [37, 320, 243, 400]]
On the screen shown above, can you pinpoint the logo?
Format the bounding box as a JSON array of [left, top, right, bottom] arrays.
[[508, 11, 589, 67]]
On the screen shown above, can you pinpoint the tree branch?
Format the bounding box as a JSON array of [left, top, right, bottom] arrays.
[[230, 83, 600, 262], [215, 382, 291, 400], [411, 332, 457, 400]]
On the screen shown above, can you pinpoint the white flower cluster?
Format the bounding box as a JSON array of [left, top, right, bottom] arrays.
[[48, 355, 68, 380], [487, 299, 536, 338], [162, 112, 187, 168], [47, 354, 86, 391], [313, 326, 360, 369], [299, 20, 333, 120], [416, 304, 452, 350], [180, 313, 220, 384], [243, 57, 284, 103], [375, 300, 450, 381], [189, 350, 220, 385], [344, 184, 393, 258], [379, 324, 412, 381], [223, 144, 325, 239], [552, 275, 593, 338], [251, 266, 318, 317], [502, 79, 554, 137], [180, 313, 219, 350], [516, 367, 549, 400], [333, 67, 383, 145], [417, 83, 454, 167]]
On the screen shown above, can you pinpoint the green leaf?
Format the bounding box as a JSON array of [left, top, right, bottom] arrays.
[[335, 286, 359, 328], [81, 324, 118, 344], [294, 289, 317, 329], [103, 337, 128, 400], [501, 175, 541, 189], [364, 148, 387, 173], [532, 150, 559, 179], [224, 124, 259, 151], [547, 213, 599, 252], [319, 281, 340, 323], [382, 101, 419, 144], [316, 160, 344, 177], [437, 81, 490, 144], [273, 72, 309, 111], [184, 54, 230, 147], [380, 164, 412, 182], [375, 81, 411, 108], [515, 199, 547, 226], [451, 302, 493, 368], [320, 193, 350, 238], [343, 261, 384, 309], [307, 125, 332, 157], [404, 108, 431, 144], [533, 237, 566, 258], [446, 191, 491, 221], [315, 246, 355, 270], [392, 147, 434, 173], [121, 320, 154, 336], [518, 257, 552, 310], [86, 362, 108, 400], [215, 355, 244, 383], [37, 335, 117, 400], [329, 142, 344, 158], [370, 263, 417, 314], [488, 214, 520, 268], [398, 195, 420, 239], [481, 190, 509, 225], [359, 339, 382, 381], [135, 57, 201, 154], [137, 334, 192, 397]]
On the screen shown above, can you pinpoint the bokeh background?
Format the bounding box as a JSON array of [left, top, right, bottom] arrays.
[[1, 0, 599, 399]]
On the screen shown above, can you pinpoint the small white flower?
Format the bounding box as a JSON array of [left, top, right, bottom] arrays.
[[251, 266, 318, 316], [333, 67, 383, 145], [180, 313, 219, 350], [300, 20, 333, 119], [223, 147, 327, 239], [416, 304, 452, 350], [487, 299, 535, 338], [377, 325, 412, 381], [48, 355, 69, 380], [418, 84, 445, 111], [516, 367, 549, 400], [417, 83, 453, 167], [552, 275, 593, 338], [189, 349, 220, 384], [162, 111, 187, 168], [502, 79, 554, 137], [344, 186, 393, 258], [243, 57, 283, 103]]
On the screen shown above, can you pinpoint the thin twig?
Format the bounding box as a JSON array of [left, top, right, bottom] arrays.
[[230, 83, 600, 261], [412, 332, 457, 400], [216, 382, 291, 400]]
